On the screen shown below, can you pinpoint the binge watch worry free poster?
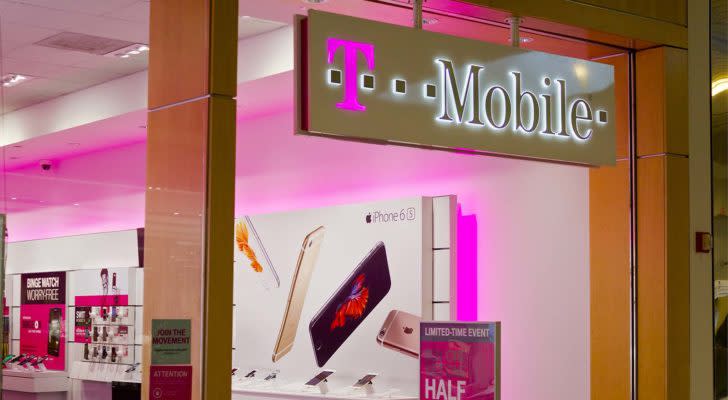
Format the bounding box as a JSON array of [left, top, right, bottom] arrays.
[[20, 271, 66, 370]]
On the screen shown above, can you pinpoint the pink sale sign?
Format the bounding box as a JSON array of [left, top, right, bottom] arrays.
[[420, 321, 500, 400], [19, 272, 66, 371]]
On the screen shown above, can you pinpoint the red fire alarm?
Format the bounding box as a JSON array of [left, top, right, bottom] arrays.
[[696, 232, 712, 253]]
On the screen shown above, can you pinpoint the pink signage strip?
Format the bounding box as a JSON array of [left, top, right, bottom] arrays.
[[75, 295, 129, 307]]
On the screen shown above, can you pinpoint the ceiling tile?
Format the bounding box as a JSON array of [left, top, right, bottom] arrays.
[[2, 57, 75, 78], [44, 66, 125, 85], [0, 22, 60, 53], [0, 2, 83, 30], [6, 44, 106, 66], [238, 16, 287, 39], [63, 15, 148, 43], [11, 0, 139, 16], [68, 53, 147, 76], [109, 1, 149, 23]]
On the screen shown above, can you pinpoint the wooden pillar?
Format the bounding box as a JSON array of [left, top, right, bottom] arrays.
[[589, 53, 632, 400], [635, 46, 690, 400], [142, 1, 237, 400]]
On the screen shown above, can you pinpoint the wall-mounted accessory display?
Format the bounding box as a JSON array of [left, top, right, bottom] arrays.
[[73, 279, 136, 369]]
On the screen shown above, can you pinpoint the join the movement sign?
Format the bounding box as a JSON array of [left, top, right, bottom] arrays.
[[296, 11, 616, 166]]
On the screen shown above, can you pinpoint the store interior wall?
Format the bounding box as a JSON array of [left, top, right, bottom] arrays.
[[4, 88, 590, 400]]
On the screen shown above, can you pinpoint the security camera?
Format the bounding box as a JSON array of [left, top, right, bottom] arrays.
[[39, 160, 52, 171]]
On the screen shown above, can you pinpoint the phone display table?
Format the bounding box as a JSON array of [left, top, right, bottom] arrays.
[[2, 369, 69, 400], [232, 383, 416, 400]]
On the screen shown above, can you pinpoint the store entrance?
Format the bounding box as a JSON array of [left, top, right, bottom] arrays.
[[0, 1, 636, 400]]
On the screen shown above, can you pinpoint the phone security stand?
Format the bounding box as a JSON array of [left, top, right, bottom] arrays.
[[309, 379, 330, 395], [303, 370, 335, 395], [35, 361, 47, 372], [353, 373, 377, 396], [363, 380, 375, 395]]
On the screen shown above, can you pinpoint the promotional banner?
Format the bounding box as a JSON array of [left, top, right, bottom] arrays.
[[151, 319, 191, 365], [149, 365, 192, 400], [234, 197, 439, 395], [20, 271, 66, 370], [420, 321, 500, 400], [297, 11, 615, 166]]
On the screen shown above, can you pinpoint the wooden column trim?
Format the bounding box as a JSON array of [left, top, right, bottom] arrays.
[[143, 1, 237, 400], [634, 46, 690, 400]]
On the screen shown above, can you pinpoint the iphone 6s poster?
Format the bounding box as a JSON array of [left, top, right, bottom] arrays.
[[420, 321, 500, 400], [20, 271, 66, 370]]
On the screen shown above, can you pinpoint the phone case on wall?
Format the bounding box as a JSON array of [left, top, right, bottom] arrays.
[[47, 308, 62, 357], [308, 242, 392, 367], [272, 226, 326, 362], [235, 216, 280, 289], [377, 310, 421, 358]]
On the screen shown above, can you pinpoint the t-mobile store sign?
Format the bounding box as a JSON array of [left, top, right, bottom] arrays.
[[296, 11, 616, 166]]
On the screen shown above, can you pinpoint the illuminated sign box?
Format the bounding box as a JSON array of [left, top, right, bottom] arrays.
[[295, 11, 616, 166]]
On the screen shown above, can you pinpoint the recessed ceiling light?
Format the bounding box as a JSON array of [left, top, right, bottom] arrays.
[[1, 74, 32, 88], [73, 203, 80, 206], [10, 197, 16, 200], [106, 43, 149, 58], [520, 37, 534, 43], [302, 0, 327, 4], [67, 142, 81, 146]]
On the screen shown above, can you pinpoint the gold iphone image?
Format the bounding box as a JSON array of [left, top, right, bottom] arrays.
[[272, 226, 326, 362], [377, 310, 420, 358]]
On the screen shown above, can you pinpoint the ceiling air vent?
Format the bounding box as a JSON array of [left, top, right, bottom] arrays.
[[34, 32, 135, 55]]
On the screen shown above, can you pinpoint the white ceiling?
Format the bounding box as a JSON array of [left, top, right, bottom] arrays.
[[0, 0, 149, 113], [0, 0, 286, 114]]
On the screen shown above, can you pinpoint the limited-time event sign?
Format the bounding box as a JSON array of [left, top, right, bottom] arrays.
[[296, 11, 615, 166]]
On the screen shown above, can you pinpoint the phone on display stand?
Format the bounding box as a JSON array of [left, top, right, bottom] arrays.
[[263, 370, 279, 381], [244, 369, 256, 378], [309, 242, 392, 367], [272, 226, 326, 362], [353, 373, 378, 388], [304, 370, 335, 386]]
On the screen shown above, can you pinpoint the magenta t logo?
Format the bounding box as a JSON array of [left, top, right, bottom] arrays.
[[327, 37, 375, 111]]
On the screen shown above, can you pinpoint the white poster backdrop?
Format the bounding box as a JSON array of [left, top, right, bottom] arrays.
[[233, 196, 434, 395]]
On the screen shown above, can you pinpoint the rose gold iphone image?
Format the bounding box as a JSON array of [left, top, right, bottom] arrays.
[[272, 226, 326, 362], [376, 309, 421, 358]]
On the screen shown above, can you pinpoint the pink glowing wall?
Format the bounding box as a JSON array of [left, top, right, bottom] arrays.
[[4, 105, 590, 400]]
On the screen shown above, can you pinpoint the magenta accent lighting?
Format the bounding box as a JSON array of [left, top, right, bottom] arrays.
[[326, 37, 375, 112]]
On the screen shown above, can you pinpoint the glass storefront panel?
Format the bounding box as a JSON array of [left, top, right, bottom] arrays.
[[0, 1, 633, 399], [0, 2, 150, 398], [714, 0, 728, 397]]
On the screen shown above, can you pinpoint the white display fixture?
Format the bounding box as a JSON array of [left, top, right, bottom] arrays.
[[2, 369, 69, 400]]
